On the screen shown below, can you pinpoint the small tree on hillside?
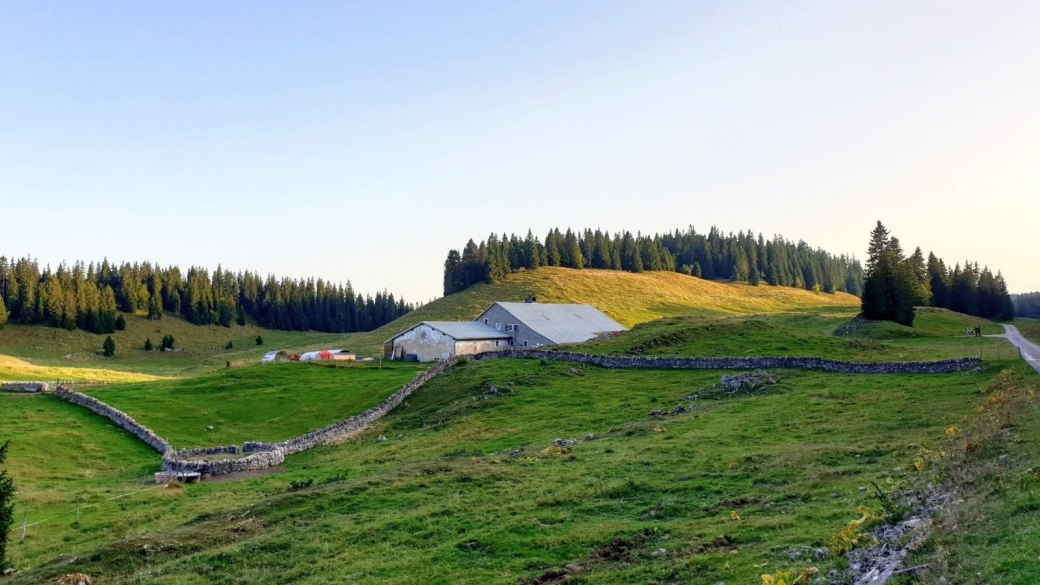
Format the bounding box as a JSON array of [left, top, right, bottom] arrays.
[[144, 338, 153, 351], [0, 441, 15, 571], [160, 334, 175, 351], [255, 335, 263, 346], [114, 314, 126, 330], [225, 340, 233, 350], [103, 335, 116, 357]]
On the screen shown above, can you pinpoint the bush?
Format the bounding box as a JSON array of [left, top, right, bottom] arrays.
[[0, 441, 13, 572], [144, 338, 153, 351], [225, 340, 234, 350], [256, 335, 264, 346], [115, 314, 126, 330], [161, 334, 175, 351], [103, 336, 116, 357]]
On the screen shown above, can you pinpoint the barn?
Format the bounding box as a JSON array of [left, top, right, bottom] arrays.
[[299, 349, 356, 362], [474, 301, 625, 347], [261, 350, 290, 364], [385, 322, 511, 362]]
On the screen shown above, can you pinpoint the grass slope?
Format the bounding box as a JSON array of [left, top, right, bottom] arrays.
[[83, 362, 423, 448], [0, 354, 161, 383], [1015, 317, 1040, 344], [8, 358, 1037, 583], [0, 312, 355, 379], [582, 307, 1014, 362], [353, 268, 861, 354]]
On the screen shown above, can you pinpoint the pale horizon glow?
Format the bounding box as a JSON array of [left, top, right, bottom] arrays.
[[2, 1, 1038, 302]]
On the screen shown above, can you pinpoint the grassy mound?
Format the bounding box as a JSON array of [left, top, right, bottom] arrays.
[[580, 308, 1014, 362], [352, 268, 861, 354]]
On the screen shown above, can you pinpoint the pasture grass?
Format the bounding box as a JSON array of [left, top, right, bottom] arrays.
[[0, 354, 161, 383], [582, 307, 1013, 362], [0, 312, 355, 378], [6, 355, 1038, 583], [1015, 317, 1040, 344], [82, 361, 423, 448]]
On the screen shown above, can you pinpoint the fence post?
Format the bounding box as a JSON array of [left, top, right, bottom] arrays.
[[19, 513, 27, 543]]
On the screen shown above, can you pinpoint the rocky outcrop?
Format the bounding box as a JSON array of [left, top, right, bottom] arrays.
[[53, 386, 172, 453], [474, 349, 980, 374]]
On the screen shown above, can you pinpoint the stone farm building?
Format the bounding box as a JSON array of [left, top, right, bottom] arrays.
[[386, 301, 625, 362]]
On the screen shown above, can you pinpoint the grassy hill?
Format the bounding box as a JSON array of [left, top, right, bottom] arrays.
[[351, 268, 861, 354], [0, 312, 354, 379]]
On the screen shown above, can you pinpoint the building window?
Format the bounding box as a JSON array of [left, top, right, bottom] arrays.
[[420, 332, 427, 340], [484, 318, 489, 324], [495, 323, 502, 330], [505, 324, 521, 332], [523, 340, 528, 347]]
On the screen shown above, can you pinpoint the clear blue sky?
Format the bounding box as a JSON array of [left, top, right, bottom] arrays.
[[3, 1, 1038, 302]]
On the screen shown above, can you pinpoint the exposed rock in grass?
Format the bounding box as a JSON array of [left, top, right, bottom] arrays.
[[718, 369, 776, 394], [845, 491, 945, 584]]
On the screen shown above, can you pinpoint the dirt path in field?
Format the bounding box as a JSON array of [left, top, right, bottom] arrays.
[[990, 324, 1040, 375]]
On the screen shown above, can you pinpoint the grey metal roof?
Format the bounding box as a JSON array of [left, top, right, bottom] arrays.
[[484, 302, 626, 344], [388, 321, 512, 342]]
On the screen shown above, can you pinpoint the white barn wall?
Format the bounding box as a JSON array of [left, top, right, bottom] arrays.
[[392, 324, 457, 362]]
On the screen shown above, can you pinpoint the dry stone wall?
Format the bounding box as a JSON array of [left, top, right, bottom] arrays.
[[473, 349, 981, 374], [53, 386, 172, 453], [2, 381, 53, 393], [161, 449, 284, 475]]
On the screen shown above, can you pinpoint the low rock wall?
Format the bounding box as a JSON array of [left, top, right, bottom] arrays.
[[473, 349, 980, 374], [53, 386, 172, 453], [167, 358, 458, 474], [161, 449, 284, 475], [2, 381, 53, 393], [170, 445, 240, 458]]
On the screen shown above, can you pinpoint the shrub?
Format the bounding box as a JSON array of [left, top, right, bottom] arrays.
[[102, 336, 116, 357], [225, 340, 234, 350], [114, 314, 126, 330], [256, 335, 264, 346], [0, 441, 14, 572], [144, 338, 153, 351], [161, 334, 175, 351]]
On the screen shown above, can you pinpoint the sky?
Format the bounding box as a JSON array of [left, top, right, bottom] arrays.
[[2, 1, 1038, 302]]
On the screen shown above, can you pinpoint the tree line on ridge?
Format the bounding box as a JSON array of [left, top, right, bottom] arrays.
[[0, 257, 412, 334], [443, 226, 865, 297]]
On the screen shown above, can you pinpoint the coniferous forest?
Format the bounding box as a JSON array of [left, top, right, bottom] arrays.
[[861, 221, 1015, 326], [443, 226, 865, 297], [1013, 293, 1040, 318], [0, 257, 412, 334]]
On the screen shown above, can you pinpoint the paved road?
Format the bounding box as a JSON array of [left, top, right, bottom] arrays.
[[994, 324, 1040, 375]]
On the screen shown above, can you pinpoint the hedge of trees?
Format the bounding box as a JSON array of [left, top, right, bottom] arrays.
[[862, 221, 1014, 326], [443, 226, 864, 297], [0, 257, 412, 334], [1013, 293, 1040, 318]]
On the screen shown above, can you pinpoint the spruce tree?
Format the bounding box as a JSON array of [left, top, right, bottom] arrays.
[[102, 335, 115, 357], [144, 338, 153, 351], [0, 296, 6, 330], [115, 314, 126, 330], [255, 335, 263, 346]]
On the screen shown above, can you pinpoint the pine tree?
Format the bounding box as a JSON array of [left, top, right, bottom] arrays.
[[144, 338, 153, 351], [102, 335, 115, 357], [225, 340, 234, 350], [236, 304, 246, 326], [256, 335, 263, 346], [115, 314, 126, 330], [0, 296, 6, 330], [861, 221, 915, 326]]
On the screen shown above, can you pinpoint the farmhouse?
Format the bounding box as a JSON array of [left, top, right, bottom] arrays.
[[386, 301, 625, 361], [475, 301, 625, 347], [385, 321, 511, 362]]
